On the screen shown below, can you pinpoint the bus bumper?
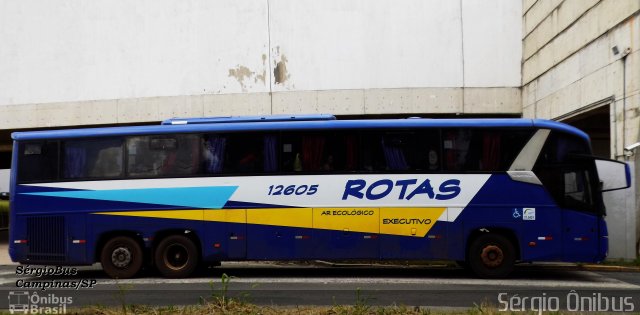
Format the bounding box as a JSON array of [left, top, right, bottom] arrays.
[[598, 217, 608, 261], [8, 243, 21, 263]]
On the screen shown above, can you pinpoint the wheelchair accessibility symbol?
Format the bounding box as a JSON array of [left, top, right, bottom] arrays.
[[512, 208, 521, 219]]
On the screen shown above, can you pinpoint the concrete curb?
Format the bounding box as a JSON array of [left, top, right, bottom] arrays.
[[579, 264, 640, 272], [517, 263, 640, 273], [312, 261, 640, 272]]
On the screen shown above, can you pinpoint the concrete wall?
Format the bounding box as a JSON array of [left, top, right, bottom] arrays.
[[0, 0, 522, 130], [522, 0, 640, 258], [0, 169, 9, 193]]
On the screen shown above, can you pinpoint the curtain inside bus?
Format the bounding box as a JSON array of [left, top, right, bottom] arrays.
[[482, 132, 501, 171], [302, 135, 325, 171], [344, 135, 357, 171], [204, 136, 226, 173], [63, 145, 87, 178], [381, 137, 408, 170], [263, 134, 278, 172]]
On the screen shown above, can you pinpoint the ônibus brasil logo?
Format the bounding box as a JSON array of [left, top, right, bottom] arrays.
[[8, 291, 72, 314]]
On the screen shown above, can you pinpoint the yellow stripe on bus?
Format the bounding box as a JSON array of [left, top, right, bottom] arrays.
[[313, 208, 378, 234], [204, 209, 246, 224], [246, 208, 311, 229], [94, 207, 446, 237], [380, 207, 445, 237]]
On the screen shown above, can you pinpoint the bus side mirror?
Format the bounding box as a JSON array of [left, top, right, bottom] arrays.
[[595, 158, 631, 192]]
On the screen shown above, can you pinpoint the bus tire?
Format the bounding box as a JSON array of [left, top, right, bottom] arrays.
[[154, 235, 198, 278], [100, 236, 144, 279], [468, 234, 515, 278]]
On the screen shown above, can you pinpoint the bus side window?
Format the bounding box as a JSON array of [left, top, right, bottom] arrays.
[[359, 133, 376, 172], [278, 131, 355, 173], [127, 137, 164, 177], [90, 146, 123, 178], [159, 135, 200, 176], [127, 135, 201, 178], [544, 166, 595, 212], [381, 133, 410, 171], [563, 170, 592, 206], [425, 149, 439, 171], [263, 134, 278, 173], [443, 129, 471, 171], [533, 132, 596, 212], [18, 141, 59, 183], [443, 129, 532, 172], [500, 130, 535, 169], [343, 134, 358, 171], [280, 133, 327, 172], [63, 138, 123, 179], [280, 133, 301, 172], [301, 134, 326, 172], [360, 131, 422, 172], [444, 129, 499, 171], [414, 129, 441, 171], [202, 134, 227, 174], [224, 133, 264, 174]]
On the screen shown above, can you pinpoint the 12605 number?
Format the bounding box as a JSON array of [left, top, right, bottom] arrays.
[[268, 184, 318, 196]]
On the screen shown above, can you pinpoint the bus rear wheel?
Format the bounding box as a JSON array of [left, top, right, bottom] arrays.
[[468, 234, 515, 278], [154, 235, 198, 278], [100, 236, 144, 279]]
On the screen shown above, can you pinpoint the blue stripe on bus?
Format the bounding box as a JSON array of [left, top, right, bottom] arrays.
[[22, 186, 238, 209], [15, 197, 192, 213]]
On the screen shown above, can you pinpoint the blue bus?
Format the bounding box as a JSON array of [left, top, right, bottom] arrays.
[[8, 115, 631, 278]]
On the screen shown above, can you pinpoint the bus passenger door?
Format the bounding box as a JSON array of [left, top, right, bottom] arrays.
[[562, 209, 599, 261], [312, 208, 379, 259], [560, 167, 600, 261]]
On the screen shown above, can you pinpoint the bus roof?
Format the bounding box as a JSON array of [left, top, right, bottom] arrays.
[[11, 118, 589, 142], [161, 114, 336, 125]]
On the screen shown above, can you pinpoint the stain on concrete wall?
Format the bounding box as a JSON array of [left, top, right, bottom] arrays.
[[228, 53, 269, 92], [228, 65, 254, 92], [274, 54, 290, 85], [255, 54, 267, 85]]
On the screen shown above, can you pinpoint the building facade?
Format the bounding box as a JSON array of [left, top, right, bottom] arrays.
[[522, 0, 640, 259]]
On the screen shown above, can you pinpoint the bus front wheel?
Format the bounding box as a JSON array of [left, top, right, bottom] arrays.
[[468, 234, 515, 278], [154, 235, 198, 278], [100, 236, 144, 279]]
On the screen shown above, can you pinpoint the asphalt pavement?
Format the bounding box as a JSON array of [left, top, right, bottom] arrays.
[[0, 228, 639, 311], [1, 262, 639, 311]]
